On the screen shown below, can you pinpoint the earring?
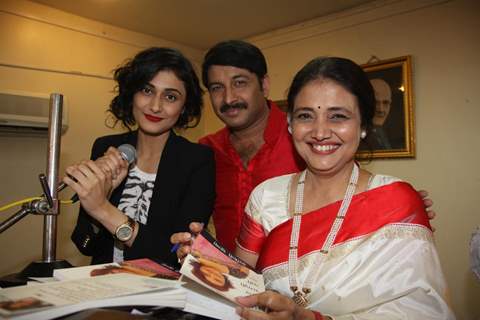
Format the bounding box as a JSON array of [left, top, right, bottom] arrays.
[[360, 130, 367, 139], [287, 114, 293, 134]]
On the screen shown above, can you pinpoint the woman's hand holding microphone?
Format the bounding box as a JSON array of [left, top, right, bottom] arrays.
[[62, 145, 134, 222]]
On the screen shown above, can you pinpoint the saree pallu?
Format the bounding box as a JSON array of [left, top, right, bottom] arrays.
[[237, 175, 455, 319]]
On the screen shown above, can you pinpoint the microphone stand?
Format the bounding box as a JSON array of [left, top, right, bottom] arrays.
[[0, 94, 72, 287], [0, 174, 53, 234]]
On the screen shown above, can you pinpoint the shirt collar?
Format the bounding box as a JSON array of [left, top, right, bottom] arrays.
[[263, 100, 288, 146]]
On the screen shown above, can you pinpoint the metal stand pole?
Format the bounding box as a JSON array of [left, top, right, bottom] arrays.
[[43, 93, 62, 262], [19, 94, 72, 279], [0, 94, 73, 287]]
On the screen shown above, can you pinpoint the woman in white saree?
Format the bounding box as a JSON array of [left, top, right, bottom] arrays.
[[234, 57, 454, 320]]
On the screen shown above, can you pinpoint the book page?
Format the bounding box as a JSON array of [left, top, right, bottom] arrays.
[[182, 277, 240, 320]]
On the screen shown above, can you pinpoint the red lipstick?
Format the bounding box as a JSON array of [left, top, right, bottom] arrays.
[[145, 114, 162, 122]]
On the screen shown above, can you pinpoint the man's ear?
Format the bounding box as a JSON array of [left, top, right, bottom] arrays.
[[261, 75, 271, 98]]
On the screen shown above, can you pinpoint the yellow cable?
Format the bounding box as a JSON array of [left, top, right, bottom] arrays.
[[0, 197, 76, 212], [0, 197, 42, 212]]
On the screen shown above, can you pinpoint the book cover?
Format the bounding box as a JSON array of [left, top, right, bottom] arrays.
[[179, 230, 265, 305], [53, 258, 180, 281]]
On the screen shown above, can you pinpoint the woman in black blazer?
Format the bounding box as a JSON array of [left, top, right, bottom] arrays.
[[65, 48, 215, 268]]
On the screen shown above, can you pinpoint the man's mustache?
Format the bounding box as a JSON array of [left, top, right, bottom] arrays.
[[220, 102, 247, 113]]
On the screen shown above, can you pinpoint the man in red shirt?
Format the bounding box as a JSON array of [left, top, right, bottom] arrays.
[[198, 41, 308, 251], [198, 40, 304, 251], [175, 40, 434, 253]]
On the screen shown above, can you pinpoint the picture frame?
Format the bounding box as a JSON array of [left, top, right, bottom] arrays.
[[357, 55, 415, 159]]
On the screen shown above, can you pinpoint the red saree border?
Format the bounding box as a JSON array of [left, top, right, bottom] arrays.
[[256, 181, 431, 270]]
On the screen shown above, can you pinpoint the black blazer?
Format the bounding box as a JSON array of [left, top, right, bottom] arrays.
[[71, 130, 215, 268]]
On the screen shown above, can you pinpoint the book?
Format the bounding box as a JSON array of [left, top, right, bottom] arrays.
[[182, 278, 240, 320], [18, 255, 244, 320], [1, 238, 266, 320], [179, 230, 265, 318], [0, 274, 184, 320], [53, 258, 180, 281]]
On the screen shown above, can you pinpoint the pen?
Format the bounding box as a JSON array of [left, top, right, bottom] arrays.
[[170, 232, 197, 253], [170, 243, 181, 253]]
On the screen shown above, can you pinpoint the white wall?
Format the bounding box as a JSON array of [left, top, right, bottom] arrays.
[[244, 0, 480, 318], [0, 0, 204, 274]]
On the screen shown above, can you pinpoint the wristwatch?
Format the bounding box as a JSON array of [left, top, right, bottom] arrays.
[[114, 216, 135, 242]]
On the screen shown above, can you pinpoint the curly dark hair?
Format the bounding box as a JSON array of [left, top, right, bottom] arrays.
[[287, 57, 375, 134], [109, 47, 203, 129]]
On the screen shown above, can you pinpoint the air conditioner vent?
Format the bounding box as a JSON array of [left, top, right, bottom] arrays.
[[0, 90, 68, 133]]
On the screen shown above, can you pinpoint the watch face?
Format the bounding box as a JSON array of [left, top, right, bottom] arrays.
[[116, 225, 132, 241]]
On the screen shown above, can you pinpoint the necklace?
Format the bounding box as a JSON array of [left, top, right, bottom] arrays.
[[288, 163, 359, 307]]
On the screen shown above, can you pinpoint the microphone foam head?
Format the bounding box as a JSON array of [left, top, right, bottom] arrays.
[[118, 144, 136, 164]]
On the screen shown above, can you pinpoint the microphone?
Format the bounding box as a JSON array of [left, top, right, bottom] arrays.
[[57, 144, 136, 203]]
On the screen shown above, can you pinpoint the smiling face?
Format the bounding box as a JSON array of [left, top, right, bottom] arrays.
[[291, 79, 362, 176], [132, 70, 186, 137], [206, 65, 270, 132]]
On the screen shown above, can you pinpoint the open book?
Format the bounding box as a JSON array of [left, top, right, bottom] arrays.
[[179, 230, 265, 318], [0, 273, 184, 320]]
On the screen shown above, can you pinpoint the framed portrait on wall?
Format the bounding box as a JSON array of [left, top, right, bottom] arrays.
[[357, 55, 415, 159]]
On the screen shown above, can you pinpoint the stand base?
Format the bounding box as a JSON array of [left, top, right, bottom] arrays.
[[0, 273, 27, 288], [0, 260, 73, 288], [20, 259, 73, 278]]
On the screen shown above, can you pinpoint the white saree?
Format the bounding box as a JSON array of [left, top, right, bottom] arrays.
[[237, 174, 455, 319]]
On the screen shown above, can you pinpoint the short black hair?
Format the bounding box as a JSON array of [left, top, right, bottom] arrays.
[[287, 57, 375, 132], [202, 40, 267, 87], [109, 47, 203, 129]]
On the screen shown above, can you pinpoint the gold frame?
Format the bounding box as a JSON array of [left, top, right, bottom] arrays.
[[357, 55, 415, 159]]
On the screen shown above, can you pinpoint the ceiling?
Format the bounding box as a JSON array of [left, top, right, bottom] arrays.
[[30, 0, 373, 50]]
